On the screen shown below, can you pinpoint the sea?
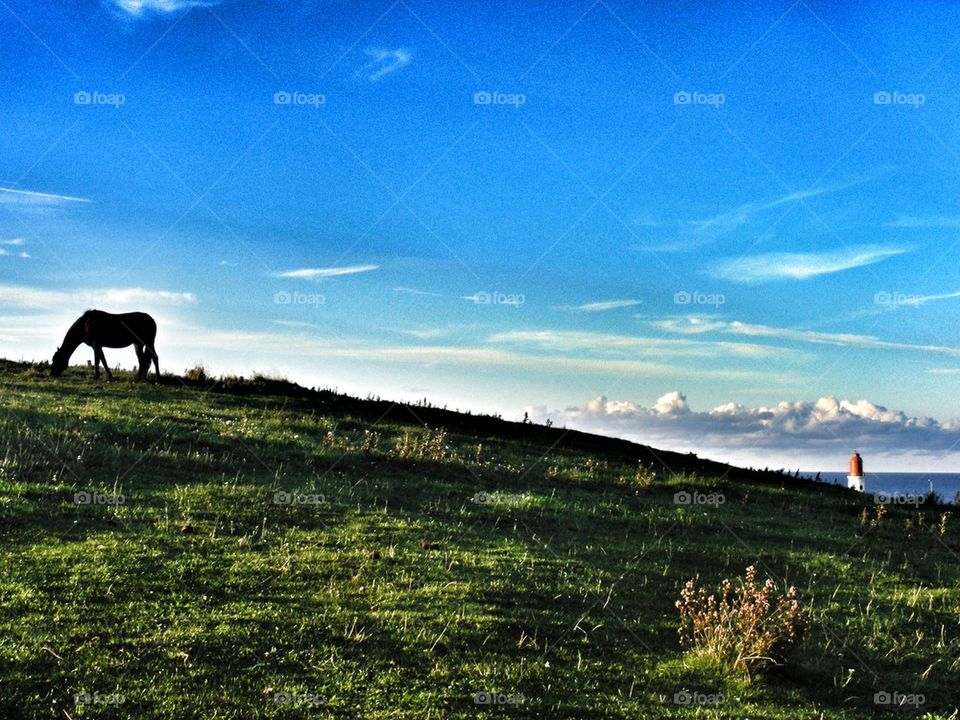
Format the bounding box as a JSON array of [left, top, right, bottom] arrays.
[[804, 472, 960, 504]]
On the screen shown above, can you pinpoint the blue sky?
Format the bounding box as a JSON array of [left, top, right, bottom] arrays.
[[4, 0, 960, 470]]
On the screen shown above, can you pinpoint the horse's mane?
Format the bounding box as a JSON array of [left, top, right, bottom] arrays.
[[65, 311, 94, 338]]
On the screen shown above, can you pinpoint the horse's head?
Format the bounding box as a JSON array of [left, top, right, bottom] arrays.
[[50, 347, 67, 377]]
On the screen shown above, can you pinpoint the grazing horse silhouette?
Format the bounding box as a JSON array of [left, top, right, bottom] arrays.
[[51, 310, 160, 383]]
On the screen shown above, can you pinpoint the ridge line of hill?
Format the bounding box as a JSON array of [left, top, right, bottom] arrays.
[[4, 358, 822, 491]]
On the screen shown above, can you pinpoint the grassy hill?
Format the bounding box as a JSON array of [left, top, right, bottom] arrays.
[[1, 359, 958, 719]]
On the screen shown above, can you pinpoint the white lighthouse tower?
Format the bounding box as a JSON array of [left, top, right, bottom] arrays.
[[847, 451, 865, 492]]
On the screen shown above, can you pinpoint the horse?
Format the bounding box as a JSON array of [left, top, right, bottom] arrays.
[[51, 310, 160, 383]]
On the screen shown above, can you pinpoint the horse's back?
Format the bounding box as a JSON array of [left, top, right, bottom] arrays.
[[85, 310, 157, 345]]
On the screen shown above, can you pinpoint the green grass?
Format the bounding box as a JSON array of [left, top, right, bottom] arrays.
[[1, 360, 958, 718]]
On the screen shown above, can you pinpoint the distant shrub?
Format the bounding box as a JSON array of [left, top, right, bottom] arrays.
[[676, 565, 807, 679], [361, 430, 381, 454], [394, 428, 448, 462], [904, 518, 916, 542], [184, 364, 207, 382], [621, 461, 656, 491], [860, 505, 886, 532]]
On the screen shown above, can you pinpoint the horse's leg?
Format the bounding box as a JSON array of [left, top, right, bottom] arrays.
[[92, 345, 102, 385], [133, 345, 143, 382], [96, 346, 112, 382], [103, 347, 113, 382], [148, 345, 160, 379]]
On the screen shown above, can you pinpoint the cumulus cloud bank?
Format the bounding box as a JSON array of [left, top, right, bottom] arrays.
[[528, 392, 960, 471]]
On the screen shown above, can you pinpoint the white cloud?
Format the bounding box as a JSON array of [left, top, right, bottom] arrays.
[[397, 328, 446, 339], [901, 290, 960, 306], [273, 264, 379, 279], [530, 393, 960, 471], [394, 286, 441, 297], [393, 287, 443, 297], [273, 320, 322, 330], [712, 245, 904, 282], [553, 299, 643, 312], [653, 177, 869, 251], [488, 329, 786, 359], [652, 316, 960, 358], [154, 324, 770, 382], [0, 239, 29, 260], [0, 187, 90, 206], [886, 216, 960, 229], [109, 0, 215, 15], [362, 47, 412, 81], [0, 285, 196, 310]]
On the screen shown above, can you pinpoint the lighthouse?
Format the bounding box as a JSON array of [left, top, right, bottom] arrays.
[[847, 451, 865, 492]]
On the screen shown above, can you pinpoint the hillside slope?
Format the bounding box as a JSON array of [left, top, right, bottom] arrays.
[[1, 361, 958, 719]]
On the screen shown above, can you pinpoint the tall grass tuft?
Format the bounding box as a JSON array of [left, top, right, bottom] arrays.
[[394, 427, 449, 462], [675, 565, 807, 679]]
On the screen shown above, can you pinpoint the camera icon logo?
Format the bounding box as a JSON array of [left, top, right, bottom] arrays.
[[674, 91, 691, 105], [673, 290, 692, 305], [474, 91, 492, 105], [874, 91, 891, 105], [273, 491, 292, 505], [74, 91, 91, 105], [673, 491, 691, 505], [274, 291, 292, 305], [274, 90, 292, 105]]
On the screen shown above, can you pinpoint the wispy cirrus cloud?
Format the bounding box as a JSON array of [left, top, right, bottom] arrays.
[[273, 264, 379, 280], [0, 284, 196, 310], [487, 328, 788, 359], [362, 47, 412, 81], [109, 0, 217, 15], [167, 326, 769, 382], [886, 216, 960, 229], [553, 299, 643, 312], [0, 187, 90, 206], [396, 328, 447, 340], [652, 315, 960, 357], [712, 245, 904, 282], [648, 177, 869, 251], [0, 238, 29, 259], [394, 286, 441, 297]]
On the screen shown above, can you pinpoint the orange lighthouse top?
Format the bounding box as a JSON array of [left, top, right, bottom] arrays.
[[849, 452, 864, 477]]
